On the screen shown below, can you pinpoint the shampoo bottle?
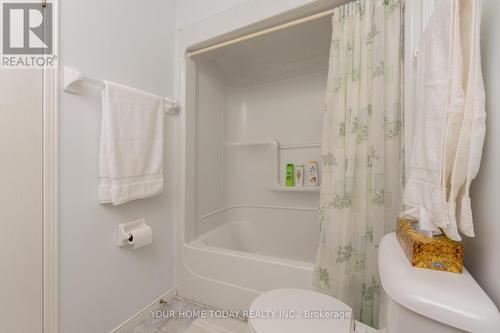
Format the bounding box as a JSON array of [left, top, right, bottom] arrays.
[[286, 163, 295, 187]]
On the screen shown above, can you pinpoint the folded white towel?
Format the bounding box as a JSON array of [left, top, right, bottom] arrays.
[[98, 81, 164, 205]]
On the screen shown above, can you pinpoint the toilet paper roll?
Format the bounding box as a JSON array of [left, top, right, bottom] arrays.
[[128, 225, 152, 249]]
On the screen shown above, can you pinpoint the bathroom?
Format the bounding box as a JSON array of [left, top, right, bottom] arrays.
[[0, 0, 499, 332]]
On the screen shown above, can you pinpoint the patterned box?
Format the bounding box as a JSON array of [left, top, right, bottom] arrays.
[[396, 217, 464, 274]]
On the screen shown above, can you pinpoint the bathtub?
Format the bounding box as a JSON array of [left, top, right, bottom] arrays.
[[179, 206, 320, 311]]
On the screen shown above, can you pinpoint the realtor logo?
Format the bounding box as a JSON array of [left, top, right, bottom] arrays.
[[1, 0, 57, 68]]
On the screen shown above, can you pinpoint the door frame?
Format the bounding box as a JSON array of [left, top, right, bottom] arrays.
[[41, 0, 59, 330], [42, 59, 59, 333]]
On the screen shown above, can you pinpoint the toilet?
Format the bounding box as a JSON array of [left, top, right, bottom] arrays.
[[248, 233, 500, 333]]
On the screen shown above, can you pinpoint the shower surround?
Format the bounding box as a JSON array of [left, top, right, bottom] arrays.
[[177, 10, 334, 311]]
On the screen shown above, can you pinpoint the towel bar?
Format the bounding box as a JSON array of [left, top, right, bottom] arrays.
[[63, 66, 179, 114]]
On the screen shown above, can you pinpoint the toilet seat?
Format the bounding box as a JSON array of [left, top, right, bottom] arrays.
[[248, 289, 353, 333]]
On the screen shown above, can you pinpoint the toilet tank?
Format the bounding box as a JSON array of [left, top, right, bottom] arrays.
[[378, 233, 500, 333], [378, 290, 468, 333]]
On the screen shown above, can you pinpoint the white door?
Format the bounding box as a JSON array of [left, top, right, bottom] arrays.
[[0, 69, 43, 332]]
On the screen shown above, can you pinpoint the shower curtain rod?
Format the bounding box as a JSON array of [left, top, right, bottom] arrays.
[[187, 9, 335, 57]]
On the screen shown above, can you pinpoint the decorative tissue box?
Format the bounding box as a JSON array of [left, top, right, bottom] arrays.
[[396, 217, 464, 274]]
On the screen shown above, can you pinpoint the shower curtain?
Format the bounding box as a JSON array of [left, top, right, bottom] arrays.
[[313, 0, 403, 327]]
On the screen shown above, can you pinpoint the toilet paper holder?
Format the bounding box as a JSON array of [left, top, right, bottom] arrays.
[[117, 219, 148, 247]]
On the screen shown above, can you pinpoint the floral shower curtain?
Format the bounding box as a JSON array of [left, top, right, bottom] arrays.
[[313, 0, 403, 327]]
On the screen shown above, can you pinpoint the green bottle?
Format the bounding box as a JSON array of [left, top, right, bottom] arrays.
[[286, 163, 295, 187]]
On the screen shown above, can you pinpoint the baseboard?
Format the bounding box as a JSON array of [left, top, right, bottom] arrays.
[[109, 289, 177, 333]]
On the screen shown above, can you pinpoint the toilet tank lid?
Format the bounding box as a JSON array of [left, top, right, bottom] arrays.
[[378, 233, 500, 333]]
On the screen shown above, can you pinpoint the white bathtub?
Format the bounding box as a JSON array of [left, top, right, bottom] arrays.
[[179, 206, 320, 311]]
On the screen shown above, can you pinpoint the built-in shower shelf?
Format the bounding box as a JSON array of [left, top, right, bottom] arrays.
[[224, 140, 321, 194], [273, 186, 320, 192]]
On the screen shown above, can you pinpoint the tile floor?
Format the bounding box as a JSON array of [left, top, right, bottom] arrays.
[[128, 297, 247, 333], [183, 318, 247, 333]]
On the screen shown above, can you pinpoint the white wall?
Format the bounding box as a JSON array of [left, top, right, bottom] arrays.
[[59, 1, 177, 332], [0, 70, 42, 333], [462, 0, 500, 309], [176, 0, 250, 29]]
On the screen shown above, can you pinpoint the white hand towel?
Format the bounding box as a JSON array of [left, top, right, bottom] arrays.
[[98, 81, 164, 205]]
